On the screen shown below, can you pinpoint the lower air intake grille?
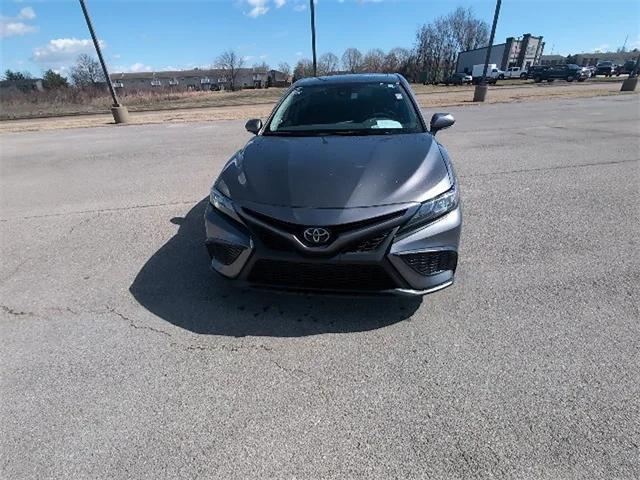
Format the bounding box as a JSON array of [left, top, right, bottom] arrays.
[[400, 251, 458, 276], [248, 260, 397, 291], [206, 242, 246, 265]]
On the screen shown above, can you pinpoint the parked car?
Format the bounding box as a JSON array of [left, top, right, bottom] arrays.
[[443, 73, 472, 85], [532, 64, 588, 82], [615, 60, 638, 76], [205, 74, 462, 295], [595, 61, 616, 77], [504, 67, 528, 79], [583, 65, 596, 77]]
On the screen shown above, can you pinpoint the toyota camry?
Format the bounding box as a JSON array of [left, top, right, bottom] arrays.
[[205, 74, 461, 295]]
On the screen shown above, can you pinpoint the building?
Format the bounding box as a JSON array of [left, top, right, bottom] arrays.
[[109, 67, 289, 92], [456, 33, 545, 74], [569, 51, 638, 67], [539, 54, 565, 66]]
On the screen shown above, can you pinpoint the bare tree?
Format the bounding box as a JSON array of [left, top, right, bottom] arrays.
[[70, 54, 105, 86], [253, 61, 270, 71], [318, 52, 339, 75], [362, 49, 386, 72], [293, 58, 315, 80], [449, 7, 489, 52], [278, 62, 292, 77], [342, 47, 363, 73], [383, 47, 411, 73], [215, 50, 245, 91], [414, 7, 489, 83]]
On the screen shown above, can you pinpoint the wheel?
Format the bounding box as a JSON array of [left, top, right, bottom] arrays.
[[534, 76, 542, 83], [567, 76, 575, 82], [578, 78, 585, 82], [498, 74, 505, 80], [547, 79, 555, 82], [520, 73, 527, 79]]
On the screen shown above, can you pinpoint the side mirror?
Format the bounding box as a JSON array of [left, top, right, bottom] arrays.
[[430, 113, 455, 135], [245, 118, 262, 135]]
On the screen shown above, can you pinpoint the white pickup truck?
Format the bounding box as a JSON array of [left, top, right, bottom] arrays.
[[504, 67, 528, 79], [471, 64, 505, 84]]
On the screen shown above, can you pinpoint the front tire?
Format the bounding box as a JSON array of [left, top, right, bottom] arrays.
[[567, 76, 575, 82]]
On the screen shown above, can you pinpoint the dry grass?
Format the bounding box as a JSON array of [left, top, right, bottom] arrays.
[[0, 80, 637, 134], [0, 87, 287, 121]]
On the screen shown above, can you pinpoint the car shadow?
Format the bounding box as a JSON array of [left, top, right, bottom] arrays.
[[129, 198, 422, 337]]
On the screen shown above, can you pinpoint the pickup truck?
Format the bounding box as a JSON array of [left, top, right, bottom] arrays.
[[595, 61, 615, 77], [532, 64, 588, 83], [504, 67, 528, 79], [471, 64, 504, 84]]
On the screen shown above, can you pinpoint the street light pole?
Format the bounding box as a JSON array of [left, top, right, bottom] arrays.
[[473, 0, 502, 102], [78, 0, 129, 123], [310, 0, 317, 76]]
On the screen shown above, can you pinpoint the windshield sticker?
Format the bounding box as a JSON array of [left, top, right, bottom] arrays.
[[373, 119, 403, 129], [395, 93, 403, 100]]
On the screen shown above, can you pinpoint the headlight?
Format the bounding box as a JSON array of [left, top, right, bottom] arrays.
[[210, 186, 236, 219], [398, 185, 459, 235]]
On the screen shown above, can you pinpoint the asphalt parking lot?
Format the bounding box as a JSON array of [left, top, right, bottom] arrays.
[[1, 94, 639, 479]]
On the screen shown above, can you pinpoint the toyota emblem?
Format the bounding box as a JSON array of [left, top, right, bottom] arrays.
[[303, 227, 331, 245]]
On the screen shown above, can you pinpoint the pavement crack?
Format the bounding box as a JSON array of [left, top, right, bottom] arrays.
[[460, 157, 639, 178], [178, 343, 274, 353], [0, 305, 36, 318], [1, 199, 201, 222], [105, 306, 171, 337]]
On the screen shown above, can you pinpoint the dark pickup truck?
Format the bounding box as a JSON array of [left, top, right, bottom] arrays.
[[615, 60, 638, 76], [532, 64, 588, 83]]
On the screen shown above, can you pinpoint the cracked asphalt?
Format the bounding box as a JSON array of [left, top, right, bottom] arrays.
[[1, 94, 639, 479]]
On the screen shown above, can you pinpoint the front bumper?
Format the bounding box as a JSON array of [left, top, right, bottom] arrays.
[[204, 202, 462, 296]]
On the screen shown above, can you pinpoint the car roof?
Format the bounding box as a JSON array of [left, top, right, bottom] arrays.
[[294, 73, 403, 87]]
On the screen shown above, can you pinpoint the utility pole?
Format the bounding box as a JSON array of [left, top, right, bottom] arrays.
[[310, 0, 317, 76], [78, 0, 129, 123], [474, 0, 502, 102]]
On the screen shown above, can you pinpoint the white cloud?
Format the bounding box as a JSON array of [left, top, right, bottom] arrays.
[[128, 62, 152, 73], [0, 20, 36, 37], [246, 0, 269, 17], [32, 38, 105, 68], [592, 44, 610, 53], [18, 6, 36, 19], [112, 63, 153, 73], [0, 6, 37, 37], [274, 0, 286, 7]]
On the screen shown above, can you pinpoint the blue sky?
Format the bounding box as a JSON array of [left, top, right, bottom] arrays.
[[1, 0, 639, 76]]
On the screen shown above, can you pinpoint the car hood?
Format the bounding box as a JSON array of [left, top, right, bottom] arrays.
[[217, 133, 451, 209]]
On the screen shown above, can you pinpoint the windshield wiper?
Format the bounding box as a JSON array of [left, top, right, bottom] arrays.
[[263, 130, 331, 137]]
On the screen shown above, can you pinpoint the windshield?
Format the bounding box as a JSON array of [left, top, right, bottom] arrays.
[[264, 81, 424, 136]]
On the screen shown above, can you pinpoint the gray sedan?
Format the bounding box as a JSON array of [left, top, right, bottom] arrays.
[[205, 74, 461, 295]]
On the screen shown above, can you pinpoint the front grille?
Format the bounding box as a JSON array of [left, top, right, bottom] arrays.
[[344, 231, 390, 253], [249, 223, 294, 252], [242, 208, 406, 247], [400, 251, 458, 276], [206, 241, 246, 265], [248, 260, 397, 291]]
